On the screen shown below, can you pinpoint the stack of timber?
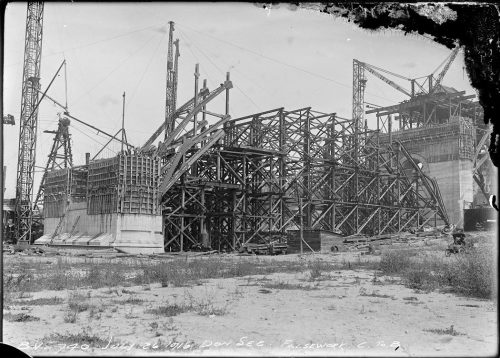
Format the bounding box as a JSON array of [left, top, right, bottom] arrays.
[[287, 230, 344, 253], [342, 227, 450, 251]]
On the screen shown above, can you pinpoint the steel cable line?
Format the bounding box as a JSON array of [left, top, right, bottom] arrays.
[[71, 30, 162, 107], [177, 30, 216, 86], [177, 22, 351, 86], [5, 20, 170, 68], [178, 29, 262, 112], [63, 31, 163, 145], [176, 23, 397, 105], [126, 31, 168, 109], [71, 121, 118, 155]]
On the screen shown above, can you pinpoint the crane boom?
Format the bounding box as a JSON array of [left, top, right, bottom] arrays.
[[363, 63, 412, 97], [15, 2, 44, 243], [431, 47, 460, 93]]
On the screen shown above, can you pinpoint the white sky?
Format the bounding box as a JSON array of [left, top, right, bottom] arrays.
[[3, 2, 475, 198]]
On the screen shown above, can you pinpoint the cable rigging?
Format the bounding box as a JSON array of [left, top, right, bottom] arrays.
[[178, 28, 262, 112], [176, 22, 396, 105]]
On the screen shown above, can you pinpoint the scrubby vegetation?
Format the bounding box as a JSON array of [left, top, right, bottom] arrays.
[[145, 291, 228, 317], [424, 325, 465, 336], [379, 247, 495, 299], [4, 237, 495, 301], [261, 280, 319, 290], [145, 303, 192, 317], [4, 312, 40, 322], [3, 256, 375, 293], [43, 327, 111, 347]]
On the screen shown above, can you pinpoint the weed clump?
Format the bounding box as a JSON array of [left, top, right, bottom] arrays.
[[377, 247, 495, 299], [379, 250, 413, 274], [44, 327, 111, 347], [4, 312, 40, 322], [359, 289, 394, 299], [10, 296, 64, 306], [145, 303, 190, 317], [262, 281, 319, 291], [424, 325, 464, 336], [118, 297, 145, 305]]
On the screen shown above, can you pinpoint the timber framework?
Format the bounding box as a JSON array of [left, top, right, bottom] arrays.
[[162, 107, 449, 252]]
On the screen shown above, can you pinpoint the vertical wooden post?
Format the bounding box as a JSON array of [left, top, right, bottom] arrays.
[[225, 72, 230, 116], [194, 64, 199, 137], [299, 196, 303, 255], [121, 92, 125, 153], [180, 187, 185, 252]]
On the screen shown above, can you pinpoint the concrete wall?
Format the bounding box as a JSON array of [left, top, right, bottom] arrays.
[[40, 201, 163, 254], [381, 120, 474, 226], [427, 159, 473, 225], [473, 162, 497, 207], [43, 201, 117, 235], [114, 214, 163, 254]]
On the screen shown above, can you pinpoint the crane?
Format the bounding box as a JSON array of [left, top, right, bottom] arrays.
[[352, 47, 461, 130], [358, 61, 412, 97], [353, 47, 460, 106], [15, 2, 44, 244], [352, 59, 413, 132]]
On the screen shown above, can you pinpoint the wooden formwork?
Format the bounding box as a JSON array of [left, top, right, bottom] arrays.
[[43, 154, 161, 217], [69, 165, 88, 202], [43, 165, 88, 217], [87, 153, 161, 215], [87, 156, 119, 214], [43, 168, 70, 218], [118, 154, 161, 215], [458, 117, 475, 160]]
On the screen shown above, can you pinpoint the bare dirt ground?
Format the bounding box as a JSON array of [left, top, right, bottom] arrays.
[[3, 232, 498, 356]]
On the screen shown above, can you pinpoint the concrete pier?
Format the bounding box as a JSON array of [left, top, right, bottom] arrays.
[[35, 154, 164, 254], [381, 116, 475, 225]]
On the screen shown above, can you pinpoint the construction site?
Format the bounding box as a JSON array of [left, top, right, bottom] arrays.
[[2, 3, 498, 356], [2, 3, 495, 254]]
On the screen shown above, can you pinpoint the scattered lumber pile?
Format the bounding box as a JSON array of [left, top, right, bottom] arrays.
[[341, 226, 451, 252], [3, 244, 57, 256]]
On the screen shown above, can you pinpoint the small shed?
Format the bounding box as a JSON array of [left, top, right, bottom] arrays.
[[287, 229, 345, 253]]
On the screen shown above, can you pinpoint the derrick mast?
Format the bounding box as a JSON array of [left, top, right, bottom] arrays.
[[33, 116, 73, 212], [15, 2, 44, 243], [352, 59, 367, 133], [164, 21, 179, 139]]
